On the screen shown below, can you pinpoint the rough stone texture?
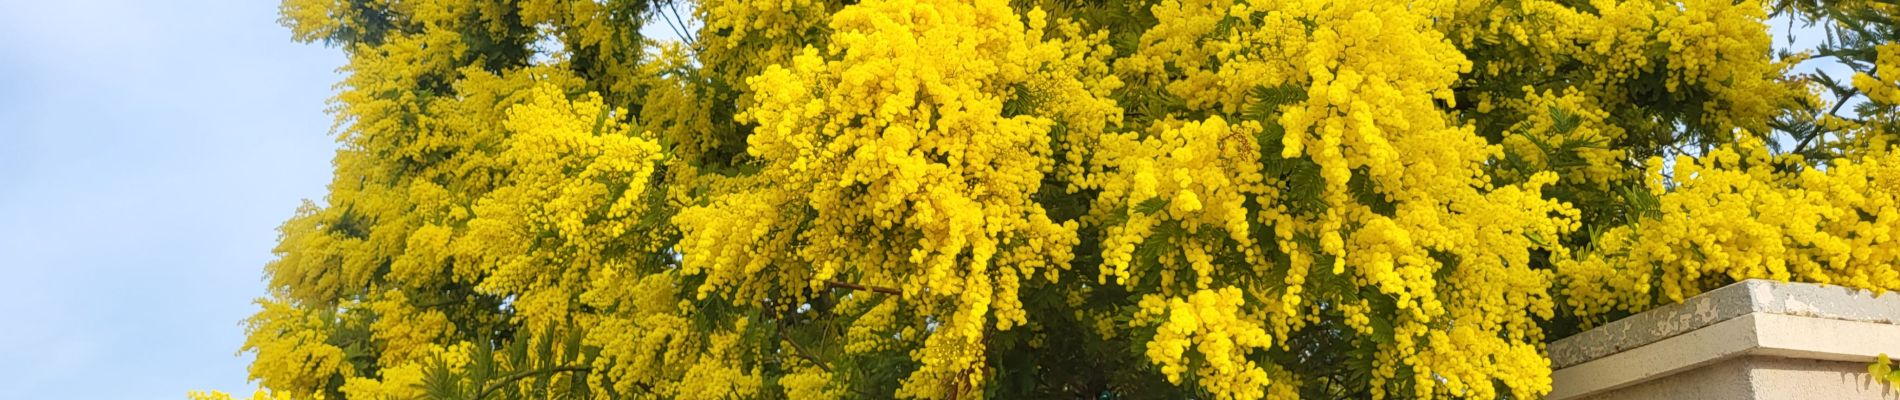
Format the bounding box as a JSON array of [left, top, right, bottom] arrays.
[[1747, 357, 1899, 399], [1549, 279, 1900, 399], [1550, 280, 1900, 369], [1576, 356, 1756, 400], [1577, 356, 1900, 400], [1550, 281, 1761, 369]]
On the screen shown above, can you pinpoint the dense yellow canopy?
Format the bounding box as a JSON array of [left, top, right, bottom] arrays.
[[200, 0, 1900, 398]]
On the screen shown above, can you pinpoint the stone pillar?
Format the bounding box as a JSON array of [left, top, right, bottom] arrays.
[[1549, 280, 1900, 399]]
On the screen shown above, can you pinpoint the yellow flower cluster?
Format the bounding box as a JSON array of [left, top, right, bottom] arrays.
[[842, 294, 902, 355], [1097, 0, 1580, 397], [254, 2, 698, 396], [459, 83, 663, 300], [229, 0, 1900, 398], [1032, 18, 1126, 187], [337, 362, 427, 400], [779, 367, 842, 400], [1847, 42, 1900, 155], [240, 299, 349, 398], [339, 342, 471, 399], [1356, 170, 1576, 399], [186, 390, 296, 400], [1563, 137, 1900, 319], [1093, 116, 1267, 288], [363, 289, 454, 366], [1654, 0, 1786, 129], [1858, 44, 1900, 106], [516, 0, 650, 96], [1135, 288, 1275, 400], [698, 0, 837, 89], [638, 44, 738, 169], [675, 0, 1109, 397], [1477, 0, 1791, 129], [673, 320, 765, 400], [583, 272, 698, 396], [1500, 88, 1630, 189]]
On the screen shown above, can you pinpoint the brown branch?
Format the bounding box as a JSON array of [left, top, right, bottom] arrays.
[[778, 325, 833, 372], [414, 296, 464, 308], [764, 299, 889, 399], [824, 280, 901, 295], [1796, 87, 1860, 157]]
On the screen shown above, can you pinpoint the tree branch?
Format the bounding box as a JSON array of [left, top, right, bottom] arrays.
[[763, 300, 889, 400], [415, 296, 464, 308], [474, 365, 591, 400], [778, 324, 832, 372], [824, 280, 901, 295]]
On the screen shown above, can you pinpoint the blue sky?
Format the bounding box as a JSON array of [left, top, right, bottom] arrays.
[[0, 1, 694, 397], [0, 0, 342, 397], [0, 0, 1841, 398]]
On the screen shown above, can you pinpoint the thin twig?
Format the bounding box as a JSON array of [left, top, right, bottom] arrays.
[[656, 1, 698, 48], [778, 324, 833, 372], [764, 300, 888, 399], [473, 365, 591, 400], [1795, 86, 1860, 156], [668, 1, 699, 45], [824, 280, 902, 295], [415, 296, 464, 308]]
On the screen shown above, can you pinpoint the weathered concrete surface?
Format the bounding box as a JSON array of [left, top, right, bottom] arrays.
[[1574, 356, 1900, 400], [1549, 280, 1900, 399]]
